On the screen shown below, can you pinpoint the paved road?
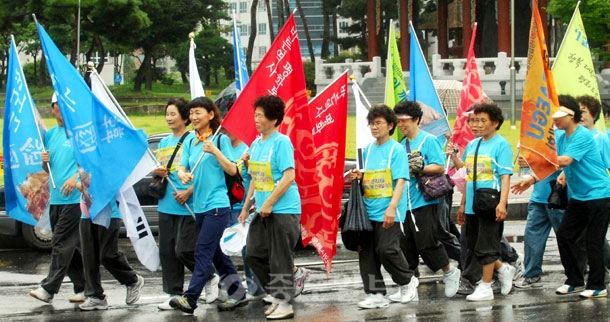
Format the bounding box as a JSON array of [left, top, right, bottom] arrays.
[[1, 220, 609, 321]]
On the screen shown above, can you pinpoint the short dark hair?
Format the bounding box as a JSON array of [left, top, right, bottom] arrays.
[[472, 102, 504, 130], [367, 104, 397, 135], [558, 94, 581, 123], [188, 96, 222, 132], [393, 101, 423, 125], [577, 95, 601, 123], [166, 97, 191, 126], [253, 95, 285, 127]]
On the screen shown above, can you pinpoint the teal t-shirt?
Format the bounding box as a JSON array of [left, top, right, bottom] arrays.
[[401, 131, 445, 210], [45, 125, 81, 205], [530, 171, 560, 204], [556, 126, 610, 201], [462, 134, 513, 215], [180, 133, 233, 213], [157, 132, 195, 215], [362, 139, 409, 222], [248, 131, 301, 214], [592, 128, 610, 169]]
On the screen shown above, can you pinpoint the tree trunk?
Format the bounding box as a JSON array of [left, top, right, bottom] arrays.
[[321, 4, 331, 58], [266, 0, 275, 41], [277, 0, 285, 29], [247, 0, 259, 74], [296, 0, 315, 62], [70, 9, 78, 67], [284, 0, 291, 19], [134, 50, 153, 92], [437, 0, 449, 58]]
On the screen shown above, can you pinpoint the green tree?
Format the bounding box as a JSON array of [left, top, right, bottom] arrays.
[[132, 0, 228, 91], [547, 0, 610, 62]]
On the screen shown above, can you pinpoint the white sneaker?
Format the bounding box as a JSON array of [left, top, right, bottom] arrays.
[[389, 277, 419, 303], [556, 284, 586, 295], [294, 267, 310, 297], [357, 293, 389, 309], [510, 253, 525, 281], [266, 300, 294, 320], [29, 286, 53, 303], [466, 283, 494, 301], [157, 298, 174, 310], [498, 264, 516, 295], [69, 292, 85, 303], [262, 294, 277, 304], [78, 297, 108, 311], [579, 289, 608, 298], [204, 274, 220, 303], [125, 275, 144, 304], [443, 267, 460, 298]]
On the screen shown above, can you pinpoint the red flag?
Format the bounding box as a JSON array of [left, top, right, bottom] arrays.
[[222, 15, 307, 145], [222, 15, 325, 269], [520, 0, 559, 180], [452, 24, 480, 151], [305, 72, 348, 275]]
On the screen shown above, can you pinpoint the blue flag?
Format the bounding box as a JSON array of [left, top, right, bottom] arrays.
[[37, 23, 148, 220], [409, 23, 451, 137], [3, 38, 49, 226], [233, 17, 250, 93]]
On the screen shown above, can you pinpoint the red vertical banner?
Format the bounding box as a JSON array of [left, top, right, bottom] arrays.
[[520, 0, 559, 180], [222, 15, 330, 269], [452, 24, 480, 152], [305, 72, 348, 275]]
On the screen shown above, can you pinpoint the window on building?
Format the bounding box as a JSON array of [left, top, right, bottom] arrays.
[[258, 1, 266, 11], [339, 21, 349, 33], [259, 46, 267, 56], [230, 2, 236, 12], [240, 1, 247, 13], [259, 23, 267, 35], [240, 24, 248, 36]]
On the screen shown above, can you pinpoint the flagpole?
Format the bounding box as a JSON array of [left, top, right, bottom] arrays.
[[90, 69, 196, 218], [510, 0, 516, 129], [190, 127, 223, 174], [12, 33, 57, 189], [352, 78, 372, 108]]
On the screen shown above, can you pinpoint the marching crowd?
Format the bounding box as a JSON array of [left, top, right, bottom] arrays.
[[27, 92, 610, 319]]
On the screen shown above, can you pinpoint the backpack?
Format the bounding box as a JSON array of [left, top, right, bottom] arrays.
[[216, 134, 246, 207]]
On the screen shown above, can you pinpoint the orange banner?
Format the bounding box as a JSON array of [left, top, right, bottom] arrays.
[[520, 0, 559, 180]]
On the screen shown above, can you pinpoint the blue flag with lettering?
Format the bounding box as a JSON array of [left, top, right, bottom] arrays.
[[37, 23, 148, 220], [409, 23, 451, 138], [233, 17, 250, 92], [3, 38, 49, 226]]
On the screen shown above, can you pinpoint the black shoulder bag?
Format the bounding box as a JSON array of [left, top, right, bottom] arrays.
[[472, 138, 501, 220], [216, 134, 245, 206], [148, 132, 189, 199]]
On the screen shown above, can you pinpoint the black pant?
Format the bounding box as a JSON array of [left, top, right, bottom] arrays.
[[41, 204, 85, 294], [464, 214, 503, 274], [557, 198, 610, 290], [158, 213, 198, 295], [359, 220, 413, 295], [80, 218, 138, 299], [402, 204, 450, 272], [246, 213, 300, 303], [435, 193, 462, 266]]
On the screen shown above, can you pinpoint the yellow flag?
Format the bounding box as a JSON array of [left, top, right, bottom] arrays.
[[552, 4, 604, 132], [384, 20, 408, 108]]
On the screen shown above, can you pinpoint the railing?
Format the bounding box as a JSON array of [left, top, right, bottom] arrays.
[[314, 52, 610, 96]]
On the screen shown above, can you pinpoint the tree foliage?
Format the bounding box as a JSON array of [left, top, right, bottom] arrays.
[[547, 0, 610, 61]]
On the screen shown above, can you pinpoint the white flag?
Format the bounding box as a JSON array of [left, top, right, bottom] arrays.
[[352, 81, 374, 168], [189, 38, 206, 99], [117, 188, 160, 271]]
